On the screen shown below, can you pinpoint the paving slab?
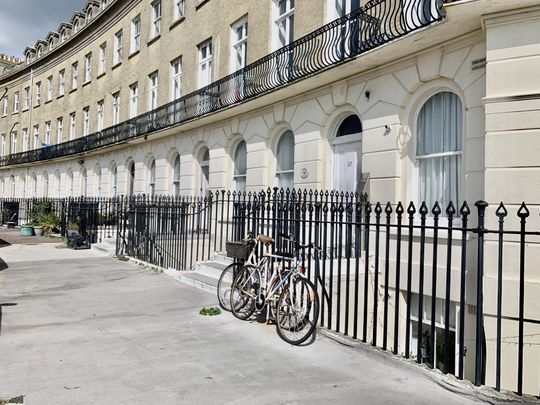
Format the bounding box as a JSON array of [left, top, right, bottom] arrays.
[[0, 243, 499, 404]]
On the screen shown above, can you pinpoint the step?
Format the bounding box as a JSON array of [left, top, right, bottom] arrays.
[[196, 260, 228, 279], [91, 238, 117, 255], [164, 268, 218, 295]]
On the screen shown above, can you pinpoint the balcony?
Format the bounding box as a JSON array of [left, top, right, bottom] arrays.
[[0, 0, 451, 168]]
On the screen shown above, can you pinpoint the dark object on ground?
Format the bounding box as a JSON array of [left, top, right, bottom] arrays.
[[66, 231, 90, 250]]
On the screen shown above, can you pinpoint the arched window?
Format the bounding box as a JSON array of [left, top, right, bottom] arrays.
[[32, 174, 38, 197], [9, 175, 15, 197], [233, 141, 247, 191], [148, 159, 156, 195], [111, 164, 118, 197], [337, 114, 362, 137], [198, 147, 210, 197], [67, 170, 74, 196], [0, 178, 4, 196], [55, 172, 61, 198], [42, 172, 49, 197], [127, 161, 135, 195], [275, 130, 294, 189], [80, 168, 88, 196], [416, 91, 462, 209], [95, 166, 102, 197], [172, 154, 181, 196], [333, 113, 363, 192]]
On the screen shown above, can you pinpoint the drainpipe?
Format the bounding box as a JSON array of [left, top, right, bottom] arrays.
[[28, 68, 34, 148]]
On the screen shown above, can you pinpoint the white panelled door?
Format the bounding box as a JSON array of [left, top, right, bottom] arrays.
[[333, 140, 362, 193]]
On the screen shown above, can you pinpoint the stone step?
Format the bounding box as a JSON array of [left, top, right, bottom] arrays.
[[91, 238, 117, 255], [196, 260, 228, 279], [164, 268, 218, 295]]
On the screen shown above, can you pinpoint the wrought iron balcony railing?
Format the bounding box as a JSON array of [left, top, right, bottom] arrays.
[[0, 0, 450, 167]]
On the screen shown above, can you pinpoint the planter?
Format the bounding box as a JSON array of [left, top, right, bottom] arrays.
[[33, 226, 44, 236], [20, 225, 34, 237]]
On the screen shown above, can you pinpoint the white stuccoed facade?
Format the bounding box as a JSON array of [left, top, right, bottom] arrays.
[[0, 0, 539, 396]]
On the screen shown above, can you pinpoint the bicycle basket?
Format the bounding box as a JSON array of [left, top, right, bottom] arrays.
[[225, 240, 253, 259]]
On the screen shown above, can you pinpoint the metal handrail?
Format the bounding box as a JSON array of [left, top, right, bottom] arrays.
[[0, 0, 449, 167]]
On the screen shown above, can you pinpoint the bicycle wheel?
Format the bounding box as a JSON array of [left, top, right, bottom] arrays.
[[230, 265, 260, 321], [276, 277, 319, 345], [217, 262, 243, 311]]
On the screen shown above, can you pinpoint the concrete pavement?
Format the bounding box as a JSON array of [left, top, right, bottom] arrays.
[[0, 242, 494, 404]]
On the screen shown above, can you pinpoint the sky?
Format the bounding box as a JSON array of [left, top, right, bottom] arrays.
[[0, 0, 87, 58]]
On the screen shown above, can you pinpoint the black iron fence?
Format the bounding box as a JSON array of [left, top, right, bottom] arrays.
[[0, 0, 450, 167], [0, 197, 117, 244], [113, 189, 540, 397], [1, 189, 538, 397]]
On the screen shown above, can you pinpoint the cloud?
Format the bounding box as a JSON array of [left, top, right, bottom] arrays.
[[0, 0, 87, 58]]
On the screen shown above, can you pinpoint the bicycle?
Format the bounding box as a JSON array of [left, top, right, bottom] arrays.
[[230, 233, 320, 345], [216, 233, 256, 312]]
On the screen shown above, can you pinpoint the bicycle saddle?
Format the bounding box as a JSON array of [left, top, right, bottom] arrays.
[[258, 234, 275, 245]]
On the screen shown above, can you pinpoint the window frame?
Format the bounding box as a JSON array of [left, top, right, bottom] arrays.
[[112, 92, 121, 124], [13, 91, 19, 113], [131, 15, 141, 53], [273, 0, 295, 50], [232, 140, 247, 192], [148, 72, 159, 110], [413, 90, 464, 213], [275, 130, 295, 189], [59, 70, 66, 95], [46, 76, 53, 101], [97, 100, 105, 131], [83, 107, 90, 136], [69, 113, 76, 140], [175, 0, 186, 21], [84, 53, 92, 83], [114, 30, 123, 65], [72, 62, 79, 89], [99, 43, 107, 75], [151, 0, 162, 38], [45, 121, 51, 144], [56, 117, 63, 143], [170, 58, 182, 101], [198, 40, 212, 89], [230, 17, 248, 73], [129, 83, 138, 118]]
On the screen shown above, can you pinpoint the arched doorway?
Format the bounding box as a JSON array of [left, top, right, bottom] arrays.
[[332, 114, 363, 193], [198, 147, 210, 198], [127, 160, 135, 195]]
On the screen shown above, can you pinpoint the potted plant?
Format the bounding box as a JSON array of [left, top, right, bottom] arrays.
[[40, 212, 61, 236], [20, 223, 35, 237], [33, 225, 44, 236]]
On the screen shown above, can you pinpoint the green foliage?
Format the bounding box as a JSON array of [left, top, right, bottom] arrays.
[[67, 221, 80, 231], [199, 307, 221, 316], [39, 212, 61, 236], [0, 395, 24, 404]]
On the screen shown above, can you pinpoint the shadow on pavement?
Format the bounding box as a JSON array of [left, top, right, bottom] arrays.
[[0, 257, 8, 271], [0, 303, 18, 337]]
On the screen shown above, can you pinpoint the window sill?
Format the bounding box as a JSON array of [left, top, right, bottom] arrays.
[[196, 0, 210, 10], [169, 17, 185, 30], [22, 108, 29, 112], [112, 61, 122, 70], [69, 88, 77, 94], [12, 111, 19, 115], [128, 49, 140, 60], [147, 34, 161, 46], [57, 94, 64, 99], [45, 99, 52, 105], [82, 80, 91, 87], [34, 104, 41, 108], [97, 72, 106, 80]]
